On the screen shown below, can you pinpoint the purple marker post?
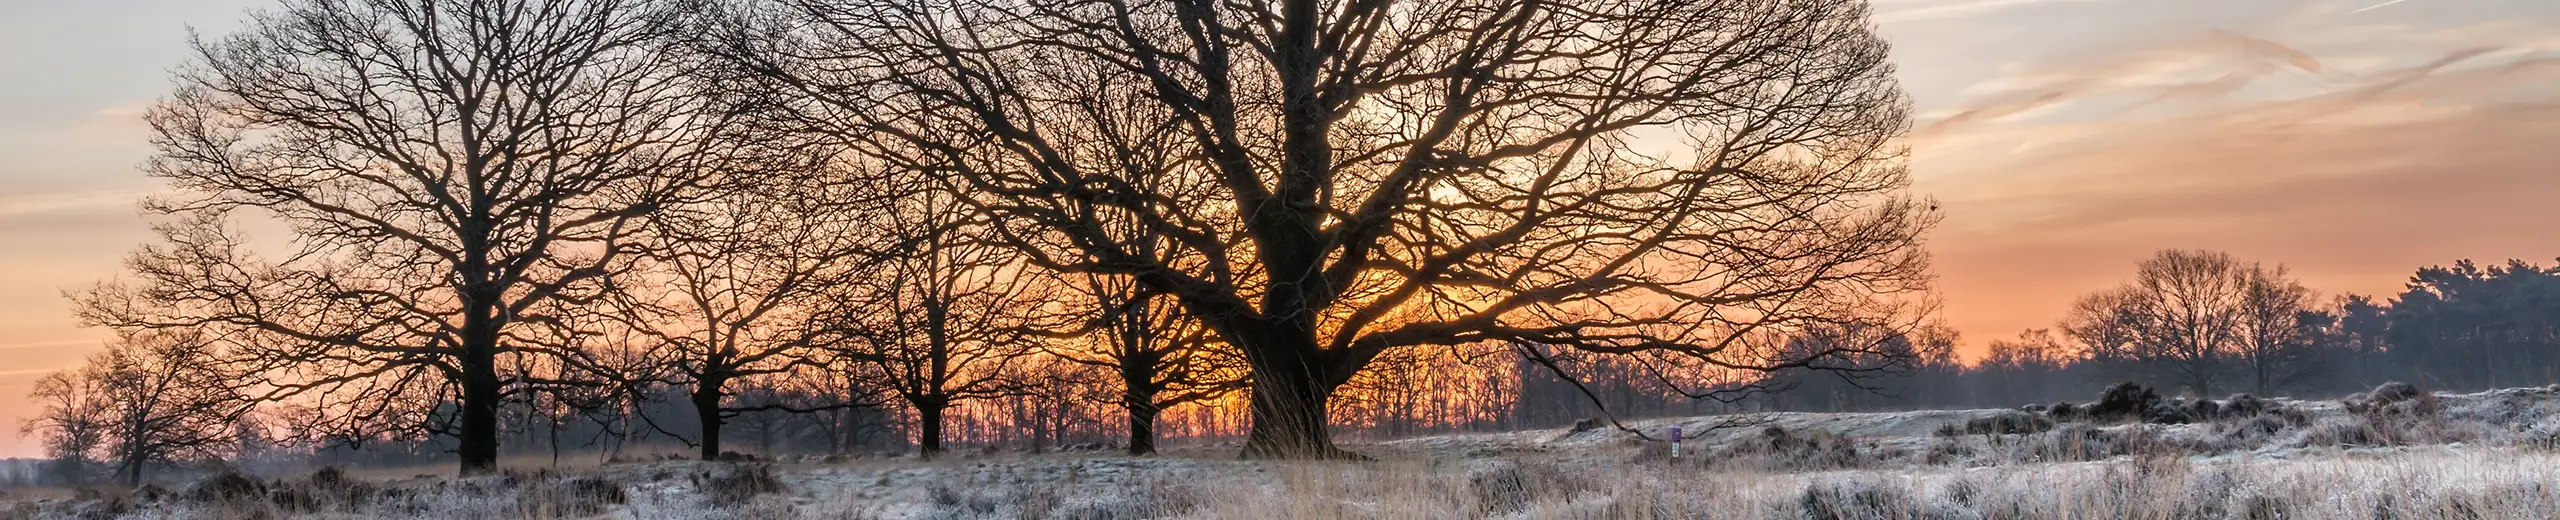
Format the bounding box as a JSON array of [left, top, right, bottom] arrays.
[[1667, 425, 1683, 460]]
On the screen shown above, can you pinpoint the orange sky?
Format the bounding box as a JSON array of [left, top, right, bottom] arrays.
[[1, 0, 2556, 456]]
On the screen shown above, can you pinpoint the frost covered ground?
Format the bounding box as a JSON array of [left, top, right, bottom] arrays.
[[10, 384, 2560, 519]]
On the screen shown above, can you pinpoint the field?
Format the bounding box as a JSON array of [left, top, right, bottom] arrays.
[[10, 384, 2560, 519]]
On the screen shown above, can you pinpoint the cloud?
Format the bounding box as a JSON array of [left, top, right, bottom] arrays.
[[1875, 0, 2115, 22], [1912, 19, 2560, 356], [0, 339, 102, 351], [0, 189, 149, 219], [58, 100, 155, 148], [1915, 31, 2333, 137], [0, 368, 66, 378], [2351, 0, 2414, 14]]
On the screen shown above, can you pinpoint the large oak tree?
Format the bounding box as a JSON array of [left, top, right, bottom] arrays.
[[723, 0, 1935, 457]]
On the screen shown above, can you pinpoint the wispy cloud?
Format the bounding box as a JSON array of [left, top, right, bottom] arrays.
[[1916, 23, 2560, 349], [1915, 30, 2332, 137], [1876, 0, 2114, 22], [0, 339, 101, 351], [0, 368, 67, 378], [58, 101, 156, 147], [2351, 0, 2413, 14], [0, 189, 149, 219]]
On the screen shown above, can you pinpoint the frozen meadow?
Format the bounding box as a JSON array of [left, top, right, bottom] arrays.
[[11, 384, 2560, 519]]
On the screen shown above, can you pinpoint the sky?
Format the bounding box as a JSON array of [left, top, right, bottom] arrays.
[[0, 0, 2555, 456]]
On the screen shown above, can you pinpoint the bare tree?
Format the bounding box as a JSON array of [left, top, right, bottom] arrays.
[[1976, 328, 2081, 406], [613, 168, 886, 459], [22, 364, 110, 485], [2235, 263, 2319, 395], [837, 184, 1045, 457], [1047, 273, 1245, 455], [725, 0, 1934, 458], [75, 0, 734, 473], [2065, 249, 2258, 396], [23, 330, 252, 486]]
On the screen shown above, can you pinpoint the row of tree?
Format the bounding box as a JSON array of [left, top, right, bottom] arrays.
[[1766, 253, 2560, 413], [24, 0, 1940, 480]]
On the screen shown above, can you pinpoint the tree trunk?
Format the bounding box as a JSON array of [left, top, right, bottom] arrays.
[[121, 446, 143, 487], [837, 404, 858, 454], [454, 287, 505, 476], [1030, 402, 1049, 453], [1126, 401, 1160, 456], [457, 347, 501, 475], [1238, 348, 1354, 459], [547, 396, 564, 469], [1121, 352, 1164, 456], [916, 399, 947, 458], [693, 382, 725, 460]]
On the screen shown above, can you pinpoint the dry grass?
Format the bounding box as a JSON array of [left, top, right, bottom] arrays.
[[11, 386, 2560, 519], [1129, 447, 2560, 520], [13, 446, 2558, 520]]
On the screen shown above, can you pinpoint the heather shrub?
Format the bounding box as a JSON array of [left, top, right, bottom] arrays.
[[1715, 426, 1871, 470], [1795, 478, 1922, 520], [2088, 382, 2161, 422], [184, 471, 266, 504], [2223, 394, 2268, 417], [699, 463, 786, 507], [2189, 399, 2223, 421], [1466, 459, 1583, 515], [1964, 411, 2054, 435]]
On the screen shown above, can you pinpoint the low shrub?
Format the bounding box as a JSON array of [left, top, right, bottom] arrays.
[[2089, 382, 2161, 422], [1796, 479, 1920, 520], [548, 476, 625, 517], [2223, 394, 2268, 417], [699, 463, 786, 507], [2371, 382, 2423, 405], [1965, 410, 2055, 435], [2190, 399, 2223, 421], [1717, 426, 1868, 470], [1468, 461, 1532, 515], [1923, 437, 1975, 466], [185, 471, 267, 503]]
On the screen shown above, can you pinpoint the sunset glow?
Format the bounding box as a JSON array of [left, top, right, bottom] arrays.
[[0, 0, 2554, 462]]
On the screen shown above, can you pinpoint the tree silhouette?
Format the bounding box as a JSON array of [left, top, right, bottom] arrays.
[[74, 0, 736, 474], [1037, 273, 1247, 455], [2064, 250, 2322, 397], [26, 330, 252, 486], [22, 362, 110, 485], [2234, 263, 2319, 395], [722, 0, 1934, 458], [2388, 259, 2560, 389], [835, 183, 1046, 457], [612, 167, 887, 459]]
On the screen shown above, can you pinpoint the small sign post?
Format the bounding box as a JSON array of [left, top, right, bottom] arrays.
[[1667, 425, 1683, 460]]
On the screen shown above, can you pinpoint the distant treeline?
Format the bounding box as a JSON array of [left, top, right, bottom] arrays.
[[1772, 255, 2560, 413], [16, 253, 2548, 489]]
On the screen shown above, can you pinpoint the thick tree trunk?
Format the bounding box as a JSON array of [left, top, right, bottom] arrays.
[[454, 286, 506, 476], [916, 398, 947, 458], [1121, 351, 1164, 456], [1126, 401, 1160, 456], [1238, 351, 1353, 459], [693, 383, 725, 460], [457, 348, 501, 475]]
